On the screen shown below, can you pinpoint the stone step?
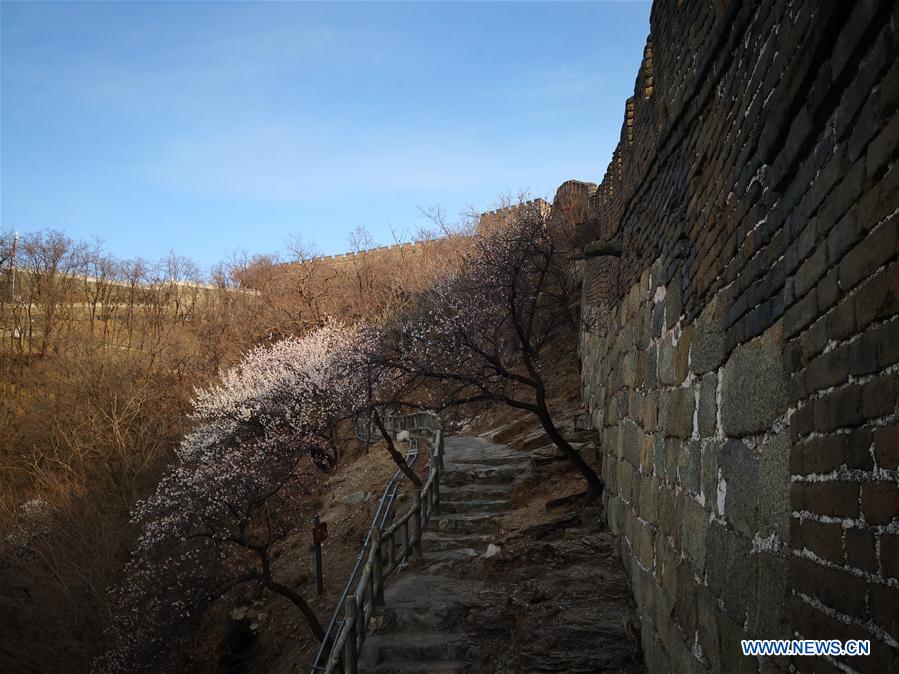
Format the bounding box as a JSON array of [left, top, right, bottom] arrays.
[[438, 498, 509, 514], [421, 531, 493, 552], [419, 547, 480, 564], [360, 660, 470, 674], [364, 631, 469, 663], [373, 602, 471, 631], [441, 466, 521, 487], [417, 551, 487, 580], [381, 574, 482, 606], [447, 454, 529, 468], [440, 484, 510, 501], [431, 512, 497, 534]]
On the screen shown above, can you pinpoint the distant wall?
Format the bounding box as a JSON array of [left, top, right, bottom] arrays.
[[569, 1, 899, 672]]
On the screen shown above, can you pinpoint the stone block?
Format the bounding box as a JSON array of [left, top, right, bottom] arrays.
[[640, 434, 655, 475], [660, 388, 696, 439], [607, 495, 622, 536], [645, 391, 659, 432], [719, 439, 760, 537], [701, 440, 723, 515], [759, 429, 790, 540], [621, 350, 637, 387], [658, 335, 678, 385], [678, 440, 702, 496], [664, 439, 680, 484], [657, 536, 678, 598], [621, 420, 642, 469], [645, 344, 658, 389], [696, 586, 722, 672], [698, 373, 718, 437], [673, 559, 699, 637], [640, 475, 661, 524], [681, 497, 710, 572], [721, 324, 788, 437], [718, 611, 756, 674], [675, 325, 694, 383], [652, 298, 666, 338], [691, 293, 727, 374], [660, 487, 683, 552], [618, 460, 636, 504], [706, 522, 752, 623], [634, 519, 656, 569], [666, 283, 683, 329], [652, 434, 666, 481]]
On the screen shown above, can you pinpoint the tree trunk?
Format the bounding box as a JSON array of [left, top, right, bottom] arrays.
[[265, 577, 327, 643], [373, 409, 423, 488], [259, 549, 327, 643], [534, 394, 603, 498]]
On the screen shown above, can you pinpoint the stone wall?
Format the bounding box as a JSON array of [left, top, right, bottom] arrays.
[[570, 1, 899, 672]]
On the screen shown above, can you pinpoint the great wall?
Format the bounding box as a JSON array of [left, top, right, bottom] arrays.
[[550, 1, 899, 672]]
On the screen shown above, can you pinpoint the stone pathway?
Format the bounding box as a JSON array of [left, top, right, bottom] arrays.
[[357, 435, 528, 674]]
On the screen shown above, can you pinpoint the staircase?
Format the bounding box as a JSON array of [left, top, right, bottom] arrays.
[[356, 435, 529, 674]]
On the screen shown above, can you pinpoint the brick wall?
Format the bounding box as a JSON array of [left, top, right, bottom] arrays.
[[570, 1, 899, 672]]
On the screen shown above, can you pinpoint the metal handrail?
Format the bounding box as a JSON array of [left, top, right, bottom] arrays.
[[310, 411, 443, 673]]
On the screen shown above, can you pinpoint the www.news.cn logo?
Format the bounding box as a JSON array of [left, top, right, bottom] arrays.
[[741, 640, 871, 657]]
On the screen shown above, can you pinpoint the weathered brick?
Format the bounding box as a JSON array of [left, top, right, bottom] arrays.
[[869, 583, 899, 651], [838, 221, 898, 291], [785, 286, 818, 338], [816, 267, 840, 313], [793, 429, 873, 474], [856, 263, 899, 331], [795, 518, 843, 562], [825, 293, 856, 341], [848, 328, 882, 376], [873, 426, 899, 469], [792, 481, 860, 518], [882, 532, 899, 581], [862, 374, 897, 420], [845, 527, 878, 573], [803, 346, 849, 393], [813, 384, 863, 432], [791, 557, 867, 619], [861, 481, 899, 525]]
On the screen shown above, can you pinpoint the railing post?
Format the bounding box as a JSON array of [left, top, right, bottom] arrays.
[[387, 529, 396, 572], [343, 598, 357, 674], [371, 528, 384, 606], [431, 454, 440, 514], [402, 520, 409, 557], [411, 488, 423, 556], [438, 431, 445, 470]]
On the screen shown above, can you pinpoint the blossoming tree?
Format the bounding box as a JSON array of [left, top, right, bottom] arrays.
[[97, 322, 364, 673], [385, 199, 603, 497]]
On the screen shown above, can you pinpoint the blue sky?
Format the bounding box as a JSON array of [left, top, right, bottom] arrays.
[[1, 1, 650, 272]]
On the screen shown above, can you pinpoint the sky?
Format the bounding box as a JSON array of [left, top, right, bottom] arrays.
[[1, 1, 651, 272]]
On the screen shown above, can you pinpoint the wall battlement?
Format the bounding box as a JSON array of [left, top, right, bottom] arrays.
[[563, 2, 899, 672]]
